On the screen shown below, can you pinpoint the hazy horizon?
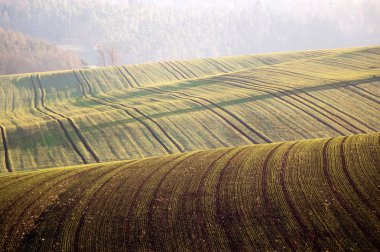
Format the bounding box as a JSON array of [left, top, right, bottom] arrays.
[[1, 0, 379, 73]]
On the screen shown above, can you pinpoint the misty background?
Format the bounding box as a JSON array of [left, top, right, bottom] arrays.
[[0, 0, 379, 74]]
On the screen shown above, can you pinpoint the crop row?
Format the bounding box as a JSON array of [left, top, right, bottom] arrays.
[[0, 46, 379, 171], [0, 132, 379, 250]]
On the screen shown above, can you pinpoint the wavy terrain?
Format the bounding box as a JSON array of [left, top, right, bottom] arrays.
[[0, 46, 379, 251], [0, 46, 380, 171], [0, 132, 379, 251]]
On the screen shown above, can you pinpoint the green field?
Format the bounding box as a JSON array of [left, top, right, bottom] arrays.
[[0, 46, 379, 171], [0, 132, 379, 250], [0, 46, 379, 250]]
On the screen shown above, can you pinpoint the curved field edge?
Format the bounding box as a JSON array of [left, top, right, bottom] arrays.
[[1, 46, 379, 172], [0, 132, 379, 251]]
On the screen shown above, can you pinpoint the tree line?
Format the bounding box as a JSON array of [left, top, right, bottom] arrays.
[[0, 0, 379, 66], [0, 27, 83, 75]]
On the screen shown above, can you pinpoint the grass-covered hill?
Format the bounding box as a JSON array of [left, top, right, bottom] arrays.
[[0, 132, 379, 251], [1, 46, 379, 172]]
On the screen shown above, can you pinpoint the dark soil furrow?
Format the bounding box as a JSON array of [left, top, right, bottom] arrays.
[[146, 153, 198, 250], [75, 72, 173, 154], [155, 87, 271, 143], [261, 143, 295, 251], [149, 87, 260, 144], [280, 142, 322, 251], [345, 86, 380, 105], [73, 164, 130, 251], [37, 75, 100, 163], [339, 137, 380, 219], [124, 155, 187, 250], [175, 61, 198, 78], [121, 66, 141, 87], [323, 139, 380, 249], [116, 66, 135, 88], [215, 148, 249, 250], [166, 61, 189, 79], [30, 76, 87, 164], [0, 125, 12, 172], [217, 78, 346, 135]]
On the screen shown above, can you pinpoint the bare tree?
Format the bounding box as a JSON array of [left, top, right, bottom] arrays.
[[96, 44, 107, 66], [107, 45, 121, 66], [97, 42, 121, 66]]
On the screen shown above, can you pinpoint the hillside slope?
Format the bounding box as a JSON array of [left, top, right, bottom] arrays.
[[0, 46, 380, 171], [0, 132, 379, 251]]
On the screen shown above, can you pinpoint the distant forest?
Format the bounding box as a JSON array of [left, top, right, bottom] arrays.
[[0, 28, 83, 75], [1, 0, 379, 66]]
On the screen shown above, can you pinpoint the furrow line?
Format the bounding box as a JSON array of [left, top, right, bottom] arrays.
[[124, 155, 188, 250], [322, 138, 380, 249], [239, 77, 365, 134], [121, 66, 141, 87], [116, 66, 135, 88], [75, 71, 174, 154], [344, 86, 380, 105], [46, 165, 122, 251], [129, 107, 184, 153], [280, 142, 322, 251], [166, 61, 189, 79], [0, 172, 49, 192], [261, 143, 295, 251], [215, 147, 249, 250], [217, 78, 346, 135], [339, 137, 380, 220], [354, 85, 380, 100], [264, 68, 319, 81], [240, 74, 377, 132], [1, 168, 89, 250], [73, 163, 135, 251], [148, 87, 260, 144], [155, 87, 271, 143], [175, 61, 198, 78], [204, 58, 228, 72], [0, 170, 71, 220], [209, 58, 234, 72], [37, 75, 101, 163], [192, 149, 235, 250], [299, 91, 376, 132], [159, 62, 182, 80], [0, 125, 12, 172], [146, 153, 198, 250], [30, 76, 87, 164], [78, 70, 96, 96], [316, 58, 360, 71]]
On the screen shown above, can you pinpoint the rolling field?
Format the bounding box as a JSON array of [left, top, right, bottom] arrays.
[[0, 132, 379, 251], [0, 46, 380, 251], [0, 46, 379, 171]]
